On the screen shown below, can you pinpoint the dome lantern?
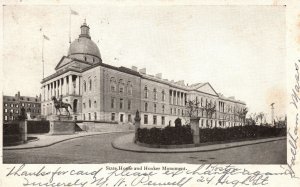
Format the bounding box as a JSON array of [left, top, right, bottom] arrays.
[[79, 19, 91, 39]]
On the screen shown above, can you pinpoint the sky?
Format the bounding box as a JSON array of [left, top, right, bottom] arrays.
[[2, 5, 286, 121]]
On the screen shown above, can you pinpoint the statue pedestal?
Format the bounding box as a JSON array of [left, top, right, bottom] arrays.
[[49, 115, 75, 135], [190, 117, 200, 145]]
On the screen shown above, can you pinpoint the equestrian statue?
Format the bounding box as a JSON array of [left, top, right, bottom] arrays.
[[51, 96, 72, 116]]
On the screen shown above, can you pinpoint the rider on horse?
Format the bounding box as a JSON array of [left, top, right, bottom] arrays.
[[58, 95, 63, 108]]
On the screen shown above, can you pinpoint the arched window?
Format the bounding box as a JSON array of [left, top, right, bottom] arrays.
[[89, 99, 91, 108], [153, 88, 157, 100], [144, 86, 148, 98], [145, 102, 148, 112], [94, 100, 97, 108], [162, 90, 165, 101], [94, 76, 97, 90], [83, 81, 86, 92], [119, 79, 125, 93], [127, 81, 133, 95], [110, 77, 116, 92]]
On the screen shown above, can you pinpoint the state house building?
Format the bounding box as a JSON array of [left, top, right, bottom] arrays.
[[41, 21, 246, 128]]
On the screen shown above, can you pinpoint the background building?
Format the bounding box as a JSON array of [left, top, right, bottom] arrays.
[[3, 91, 41, 122], [41, 21, 246, 128]]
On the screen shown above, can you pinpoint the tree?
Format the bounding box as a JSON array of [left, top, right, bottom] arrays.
[[237, 107, 248, 125], [185, 99, 200, 118], [203, 102, 216, 128], [256, 112, 265, 126]]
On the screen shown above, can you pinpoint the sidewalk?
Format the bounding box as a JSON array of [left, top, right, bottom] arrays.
[[112, 133, 286, 153], [4, 130, 134, 150]]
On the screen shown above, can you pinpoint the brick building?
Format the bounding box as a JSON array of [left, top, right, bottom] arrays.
[[41, 21, 247, 128], [3, 91, 41, 122]]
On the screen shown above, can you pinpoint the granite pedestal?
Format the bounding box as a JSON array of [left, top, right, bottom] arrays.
[[49, 115, 75, 135]]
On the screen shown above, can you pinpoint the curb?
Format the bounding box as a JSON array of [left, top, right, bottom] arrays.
[[112, 135, 286, 153], [4, 130, 134, 150]]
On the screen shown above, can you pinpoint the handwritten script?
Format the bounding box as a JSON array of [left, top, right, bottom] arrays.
[[5, 163, 298, 187]]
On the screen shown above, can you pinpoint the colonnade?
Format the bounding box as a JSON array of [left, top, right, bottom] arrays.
[[169, 90, 186, 106], [41, 74, 81, 101]]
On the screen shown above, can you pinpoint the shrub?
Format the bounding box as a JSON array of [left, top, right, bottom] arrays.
[[137, 125, 193, 145]]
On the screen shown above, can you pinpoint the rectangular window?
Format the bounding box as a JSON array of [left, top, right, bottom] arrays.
[[111, 113, 115, 121], [22, 103, 25, 107], [11, 104, 14, 107], [4, 109, 7, 113], [161, 116, 165, 125], [128, 114, 132, 122], [83, 103, 86, 109], [144, 115, 148, 124], [120, 98, 123, 109], [83, 114, 85, 120], [16, 104, 19, 108], [4, 116, 8, 121], [120, 114, 124, 122], [153, 115, 157, 125], [119, 87, 124, 93], [170, 108, 172, 115], [88, 113, 91, 120], [5, 103, 8, 106], [94, 112, 97, 120], [111, 98, 115, 108], [128, 100, 131, 110]]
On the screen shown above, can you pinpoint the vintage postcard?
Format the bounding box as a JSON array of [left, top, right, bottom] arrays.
[[1, 0, 299, 187]]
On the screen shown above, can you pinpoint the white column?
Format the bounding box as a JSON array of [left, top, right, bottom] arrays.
[[76, 76, 80, 95], [56, 80, 59, 98], [170, 90, 173, 105], [69, 75, 73, 95], [46, 84, 49, 101], [63, 76, 67, 96], [179, 92, 181, 106], [43, 85, 46, 101], [60, 78, 63, 97]]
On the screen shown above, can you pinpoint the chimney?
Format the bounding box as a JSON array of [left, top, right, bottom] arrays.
[[131, 66, 138, 71], [139, 68, 146, 74], [16, 91, 20, 100], [155, 73, 162, 79]]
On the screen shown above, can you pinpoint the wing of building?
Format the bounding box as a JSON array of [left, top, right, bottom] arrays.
[[41, 21, 246, 128]]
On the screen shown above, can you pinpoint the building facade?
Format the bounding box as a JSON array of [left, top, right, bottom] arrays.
[[41, 21, 246, 128], [3, 91, 41, 122]]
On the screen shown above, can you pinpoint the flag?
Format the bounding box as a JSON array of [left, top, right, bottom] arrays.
[[43, 34, 50, 41], [70, 9, 79, 15]]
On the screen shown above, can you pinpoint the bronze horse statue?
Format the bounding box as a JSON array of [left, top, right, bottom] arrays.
[[51, 96, 72, 116]]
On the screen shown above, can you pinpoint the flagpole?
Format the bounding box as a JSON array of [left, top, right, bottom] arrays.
[[42, 32, 45, 79], [69, 9, 71, 44]]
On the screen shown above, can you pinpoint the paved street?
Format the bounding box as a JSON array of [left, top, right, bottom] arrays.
[[3, 132, 286, 164]]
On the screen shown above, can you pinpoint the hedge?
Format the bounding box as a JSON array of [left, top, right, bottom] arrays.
[[136, 125, 286, 145], [137, 125, 193, 145], [199, 125, 286, 143]]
